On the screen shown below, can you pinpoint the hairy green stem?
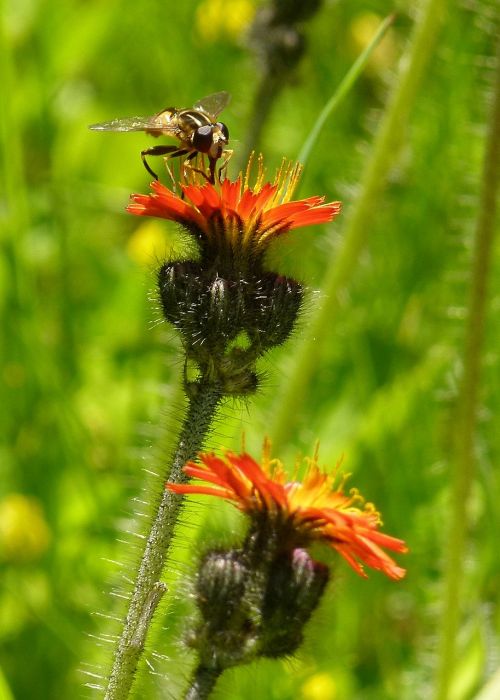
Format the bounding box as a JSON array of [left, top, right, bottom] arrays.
[[184, 665, 221, 700], [434, 39, 500, 700], [269, 0, 447, 450], [104, 384, 222, 700]]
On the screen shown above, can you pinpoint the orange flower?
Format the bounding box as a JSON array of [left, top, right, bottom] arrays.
[[127, 157, 341, 262], [168, 444, 408, 581]]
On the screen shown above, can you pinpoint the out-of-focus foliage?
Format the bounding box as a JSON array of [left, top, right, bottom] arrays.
[[1, 0, 499, 698]]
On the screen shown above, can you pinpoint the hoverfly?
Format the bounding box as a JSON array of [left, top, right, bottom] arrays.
[[89, 91, 231, 184]]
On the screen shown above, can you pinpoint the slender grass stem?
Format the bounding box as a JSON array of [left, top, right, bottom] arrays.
[[104, 384, 222, 700], [434, 39, 500, 700], [297, 14, 395, 172], [269, 0, 447, 450]]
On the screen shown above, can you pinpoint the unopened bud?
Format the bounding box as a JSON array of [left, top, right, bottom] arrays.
[[246, 273, 303, 351], [209, 278, 228, 321], [158, 265, 299, 392], [158, 261, 202, 330], [158, 264, 248, 356], [272, 0, 322, 24], [207, 277, 246, 344], [196, 550, 248, 624], [260, 548, 329, 657], [188, 549, 258, 669]]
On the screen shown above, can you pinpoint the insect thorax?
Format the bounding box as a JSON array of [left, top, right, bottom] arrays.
[[178, 109, 213, 130]]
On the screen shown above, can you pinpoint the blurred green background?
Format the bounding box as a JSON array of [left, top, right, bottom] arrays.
[[1, 0, 499, 698]]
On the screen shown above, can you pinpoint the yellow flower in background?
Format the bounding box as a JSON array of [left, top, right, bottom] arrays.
[[126, 220, 171, 266], [301, 672, 337, 700], [195, 0, 255, 43], [0, 494, 51, 563]]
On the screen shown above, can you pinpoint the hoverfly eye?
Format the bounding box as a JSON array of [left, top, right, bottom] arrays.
[[217, 122, 229, 141], [192, 125, 213, 153]]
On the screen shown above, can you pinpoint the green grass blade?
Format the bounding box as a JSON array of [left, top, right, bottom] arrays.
[[297, 13, 395, 169]]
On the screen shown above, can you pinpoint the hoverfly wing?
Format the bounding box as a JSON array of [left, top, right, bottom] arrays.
[[88, 115, 162, 132], [193, 91, 231, 119]]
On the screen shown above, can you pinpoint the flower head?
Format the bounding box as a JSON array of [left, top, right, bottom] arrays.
[[127, 156, 341, 270], [168, 443, 407, 580]]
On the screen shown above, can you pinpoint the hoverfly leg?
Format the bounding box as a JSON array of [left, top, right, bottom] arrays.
[[164, 160, 177, 193], [187, 156, 215, 185], [141, 145, 180, 180], [208, 157, 217, 185], [182, 151, 200, 186], [184, 154, 213, 185], [217, 149, 233, 183], [164, 148, 191, 196]]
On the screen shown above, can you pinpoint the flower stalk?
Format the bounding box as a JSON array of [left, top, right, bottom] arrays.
[[105, 383, 222, 700]]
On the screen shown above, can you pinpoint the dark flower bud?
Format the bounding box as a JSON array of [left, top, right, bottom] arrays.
[[209, 278, 228, 321], [260, 548, 329, 657], [246, 273, 303, 351], [207, 277, 245, 344], [248, 0, 323, 79], [158, 261, 203, 329], [249, 13, 304, 77], [158, 264, 245, 356], [196, 550, 248, 624], [272, 0, 322, 24], [189, 549, 259, 670]]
